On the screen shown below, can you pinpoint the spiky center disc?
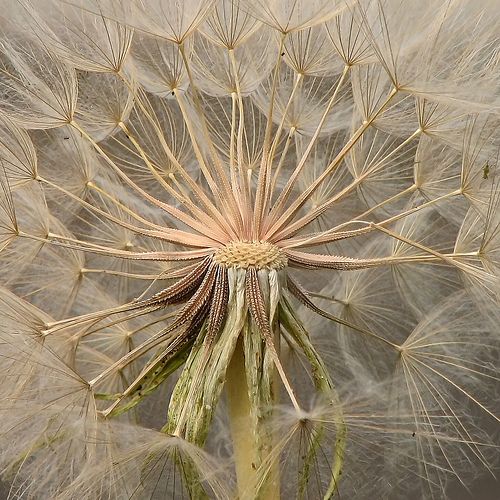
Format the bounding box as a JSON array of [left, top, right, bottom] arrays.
[[214, 241, 287, 270]]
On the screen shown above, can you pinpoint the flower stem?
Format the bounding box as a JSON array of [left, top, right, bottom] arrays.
[[226, 336, 280, 499]]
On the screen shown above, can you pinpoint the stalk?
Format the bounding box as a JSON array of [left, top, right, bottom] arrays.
[[226, 337, 261, 498], [226, 331, 280, 500]]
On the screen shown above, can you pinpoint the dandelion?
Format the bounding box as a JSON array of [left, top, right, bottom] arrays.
[[0, 0, 499, 498]]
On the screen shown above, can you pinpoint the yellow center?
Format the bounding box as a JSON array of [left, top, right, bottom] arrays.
[[214, 241, 287, 270]]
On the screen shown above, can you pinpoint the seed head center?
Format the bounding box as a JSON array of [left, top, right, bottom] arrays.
[[213, 241, 287, 270]]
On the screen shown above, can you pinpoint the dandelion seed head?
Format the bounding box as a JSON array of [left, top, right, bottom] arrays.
[[0, 0, 499, 498]]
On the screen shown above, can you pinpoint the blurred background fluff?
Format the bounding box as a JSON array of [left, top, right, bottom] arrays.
[[0, 1, 499, 499]]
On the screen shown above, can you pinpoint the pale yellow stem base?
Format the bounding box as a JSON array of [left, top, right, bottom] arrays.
[[226, 337, 280, 499]]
